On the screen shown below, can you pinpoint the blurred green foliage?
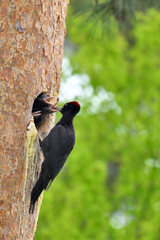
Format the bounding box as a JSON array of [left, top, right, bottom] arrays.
[[35, 9, 160, 240], [69, 0, 160, 33]]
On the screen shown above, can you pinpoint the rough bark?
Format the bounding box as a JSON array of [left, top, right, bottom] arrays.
[[0, 0, 68, 239]]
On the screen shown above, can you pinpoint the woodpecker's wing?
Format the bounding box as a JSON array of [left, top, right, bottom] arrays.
[[41, 124, 75, 180]]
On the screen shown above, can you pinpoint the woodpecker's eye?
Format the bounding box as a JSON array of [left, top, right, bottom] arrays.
[[64, 104, 67, 107]]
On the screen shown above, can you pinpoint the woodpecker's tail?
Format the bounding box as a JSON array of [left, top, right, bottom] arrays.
[[29, 176, 44, 214]]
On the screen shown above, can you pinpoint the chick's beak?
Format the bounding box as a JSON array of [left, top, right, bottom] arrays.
[[44, 96, 55, 104], [32, 111, 41, 116]]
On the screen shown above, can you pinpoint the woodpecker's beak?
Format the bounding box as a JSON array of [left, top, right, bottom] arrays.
[[51, 106, 63, 112]]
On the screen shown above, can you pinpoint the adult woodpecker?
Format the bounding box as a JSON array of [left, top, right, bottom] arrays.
[[29, 101, 81, 214], [32, 93, 59, 125]]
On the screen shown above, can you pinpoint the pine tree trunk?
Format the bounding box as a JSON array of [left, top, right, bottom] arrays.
[[0, 0, 68, 239]]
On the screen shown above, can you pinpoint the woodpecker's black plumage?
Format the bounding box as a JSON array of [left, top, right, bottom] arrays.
[[29, 101, 81, 214], [32, 93, 58, 125]]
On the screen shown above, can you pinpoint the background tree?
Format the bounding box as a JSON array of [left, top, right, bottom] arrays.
[[0, 0, 68, 239]]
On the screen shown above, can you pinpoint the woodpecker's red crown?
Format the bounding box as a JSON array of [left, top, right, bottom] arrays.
[[68, 101, 81, 107]]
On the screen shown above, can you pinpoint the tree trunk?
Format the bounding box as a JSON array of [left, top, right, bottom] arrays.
[[0, 0, 68, 239]]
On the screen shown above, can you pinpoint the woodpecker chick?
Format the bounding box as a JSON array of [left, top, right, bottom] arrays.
[[32, 102, 59, 125], [32, 93, 59, 125], [29, 101, 81, 214]]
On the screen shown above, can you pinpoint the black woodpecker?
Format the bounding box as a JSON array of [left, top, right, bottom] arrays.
[[29, 101, 81, 213]]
